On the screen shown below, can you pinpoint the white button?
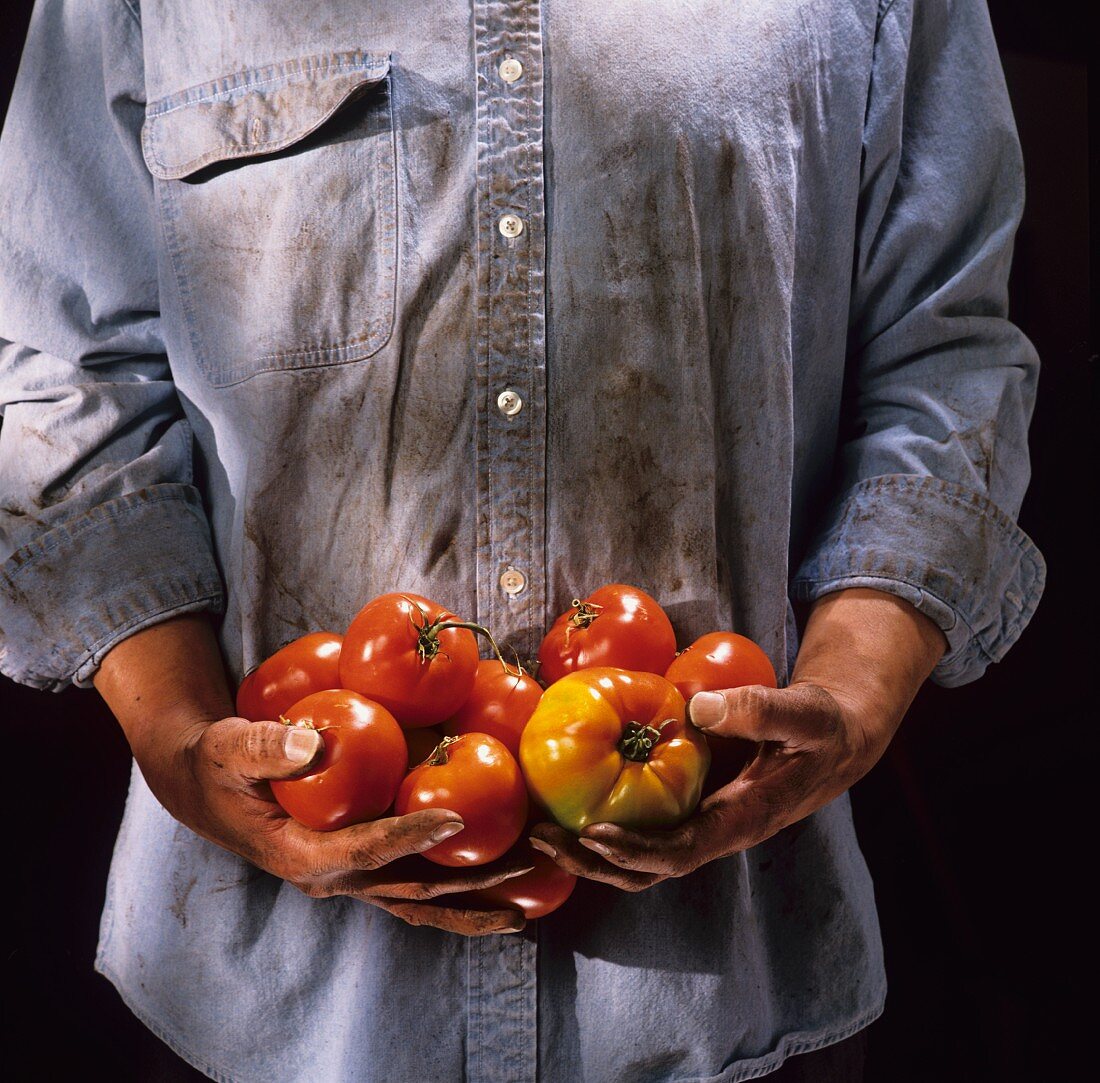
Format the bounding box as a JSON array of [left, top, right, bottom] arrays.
[[497, 390, 523, 416], [499, 57, 523, 84], [500, 567, 527, 595], [498, 214, 524, 239]]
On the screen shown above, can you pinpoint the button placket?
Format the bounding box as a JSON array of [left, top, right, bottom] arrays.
[[469, 4, 545, 1075]]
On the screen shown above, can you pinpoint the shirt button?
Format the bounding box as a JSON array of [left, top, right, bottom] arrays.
[[498, 214, 525, 239], [499, 57, 523, 83], [496, 389, 523, 416], [500, 567, 527, 596]]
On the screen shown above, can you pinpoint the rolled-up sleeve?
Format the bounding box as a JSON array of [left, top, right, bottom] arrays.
[[0, 0, 224, 691], [791, 0, 1045, 687]]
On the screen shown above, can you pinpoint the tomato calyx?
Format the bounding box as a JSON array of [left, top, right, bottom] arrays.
[[617, 718, 675, 763], [405, 601, 505, 666], [422, 734, 464, 766], [567, 598, 604, 630]]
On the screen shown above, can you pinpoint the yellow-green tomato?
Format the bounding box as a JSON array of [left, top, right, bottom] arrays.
[[518, 667, 710, 833]]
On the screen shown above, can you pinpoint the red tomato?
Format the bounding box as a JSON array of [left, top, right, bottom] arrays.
[[441, 659, 543, 758], [448, 844, 576, 919], [403, 726, 444, 767], [395, 734, 528, 867], [665, 631, 777, 795], [270, 690, 408, 831], [340, 592, 483, 728], [235, 632, 342, 722], [538, 583, 677, 685]]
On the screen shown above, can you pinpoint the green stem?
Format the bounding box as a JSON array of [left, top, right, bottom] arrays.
[[618, 719, 675, 763]]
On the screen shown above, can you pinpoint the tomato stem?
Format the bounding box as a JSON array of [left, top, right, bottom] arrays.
[[422, 618, 508, 667], [567, 598, 604, 630], [618, 719, 675, 763], [424, 734, 463, 766]]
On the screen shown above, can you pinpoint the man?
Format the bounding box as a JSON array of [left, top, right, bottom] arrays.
[[0, 1, 1043, 1080]]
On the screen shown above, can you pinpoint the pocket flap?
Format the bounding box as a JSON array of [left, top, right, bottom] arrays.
[[142, 51, 391, 180]]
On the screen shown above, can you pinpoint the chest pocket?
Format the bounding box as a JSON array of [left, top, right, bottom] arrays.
[[142, 51, 397, 387]]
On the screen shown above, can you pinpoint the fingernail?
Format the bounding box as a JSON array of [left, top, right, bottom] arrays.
[[689, 691, 725, 728], [502, 920, 526, 933], [429, 821, 464, 844], [579, 838, 612, 857], [528, 837, 557, 858], [504, 866, 536, 880], [285, 727, 322, 764]]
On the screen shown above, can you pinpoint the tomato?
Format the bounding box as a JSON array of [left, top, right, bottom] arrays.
[[403, 726, 444, 767], [270, 690, 408, 831], [665, 631, 777, 793], [537, 583, 677, 685], [664, 631, 777, 698], [340, 592, 486, 728], [447, 843, 576, 919], [519, 668, 710, 832], [395, 734, 528, 867], [235, 631, 342, 722], [441, 659, 543, 758]]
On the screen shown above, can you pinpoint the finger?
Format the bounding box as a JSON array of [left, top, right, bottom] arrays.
[[688, 683, 840, 745], [202, 717, 324, 781], [528, 826, 663, 892], [335, 861, 536, 902], [284, 809, 466, 876], [370, 898, 526, 936], [573, 806, 731, 876]]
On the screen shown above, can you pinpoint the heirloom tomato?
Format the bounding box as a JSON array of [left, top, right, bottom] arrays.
[[441, 659, 543, 757], [519, 668, 710, 833], [665, 632, 777, 794], [269, 690, 408, 832], [448, 844, 576, 919], [537, 583, 677, 685], [340, 592, 486, 728], [235, 631, 342, 722], [395, 734, 528, 867]]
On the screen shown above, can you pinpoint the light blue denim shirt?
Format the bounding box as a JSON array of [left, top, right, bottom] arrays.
[[0, 1, 1043, 1080]]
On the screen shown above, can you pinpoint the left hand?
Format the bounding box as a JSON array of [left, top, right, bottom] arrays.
[[528, 588, 947, 891]]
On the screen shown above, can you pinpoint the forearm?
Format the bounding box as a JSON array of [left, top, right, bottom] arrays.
[[791, 587, 946, 750], [93, 613, 235, 757]]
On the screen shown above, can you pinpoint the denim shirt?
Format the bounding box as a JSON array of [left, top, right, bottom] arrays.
[[0, 1, 1044, 1080]]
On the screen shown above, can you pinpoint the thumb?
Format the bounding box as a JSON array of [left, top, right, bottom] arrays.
[[688, 683, 839, 744], [208, 717, 325, 781]]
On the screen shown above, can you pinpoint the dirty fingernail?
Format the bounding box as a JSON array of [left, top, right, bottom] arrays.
[[689, 691, 725, 728], [579, 838, 612, 858], [285, 727, 322, 764], [428, 821, 464, 844], [528, 837, 556, 858], [503, 919, 526, 933], [504, 866, 536, 880]]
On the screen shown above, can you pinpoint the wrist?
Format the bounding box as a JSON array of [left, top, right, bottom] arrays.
[[791, 588, 945, 750]]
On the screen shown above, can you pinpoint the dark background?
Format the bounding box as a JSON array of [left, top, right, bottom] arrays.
[[1, 3, 1093, 1080]]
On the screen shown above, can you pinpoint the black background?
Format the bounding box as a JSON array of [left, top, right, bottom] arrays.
[[1, 3, 1093, 1080]]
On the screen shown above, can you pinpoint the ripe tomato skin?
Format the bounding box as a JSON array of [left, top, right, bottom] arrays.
[[448, 844, 576, 919], [441, 660, 543, 758], [235, 632, 342, 722], [395, 734, 528, 867], [665, 632, 777, 794], [339, 592, 481, 728], [538, 584, 677, 685], [520, 667, 710, 833], [270, 690, 408, 832]]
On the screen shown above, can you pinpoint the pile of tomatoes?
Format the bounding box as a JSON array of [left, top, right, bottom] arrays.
[[237, 585, 776, 920]]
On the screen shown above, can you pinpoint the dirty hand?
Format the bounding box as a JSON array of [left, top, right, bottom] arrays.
[[529, 588, 946, 891], [95, 615, 528, 935]]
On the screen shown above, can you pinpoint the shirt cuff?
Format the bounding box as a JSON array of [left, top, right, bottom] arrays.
[[0, 483, 225, 691], [790, 475, 1045, 688]]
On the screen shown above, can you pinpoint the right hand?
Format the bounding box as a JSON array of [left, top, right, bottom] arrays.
[[141, 713, 531, 935]]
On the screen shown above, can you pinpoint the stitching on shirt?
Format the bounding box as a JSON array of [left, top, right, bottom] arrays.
[[145, 70, 387, 176], [0, 486, 199, 583], [119, 0, 141, 27], [146, 52, 387, 117], [876, 0, 899, 27]]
